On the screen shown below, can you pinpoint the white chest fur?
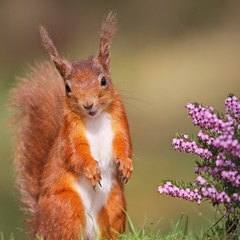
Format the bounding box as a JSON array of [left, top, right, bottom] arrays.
[[73, 113, 115, 239]]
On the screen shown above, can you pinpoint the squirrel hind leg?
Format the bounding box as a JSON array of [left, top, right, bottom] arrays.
[[97, 183, 126, 239], [36, 190, 85, 240]]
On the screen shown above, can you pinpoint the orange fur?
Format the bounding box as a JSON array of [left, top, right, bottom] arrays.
[[9, 12, 133, 240]]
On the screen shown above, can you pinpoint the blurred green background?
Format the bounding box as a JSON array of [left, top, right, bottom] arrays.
[[1, 0, 240, 239]]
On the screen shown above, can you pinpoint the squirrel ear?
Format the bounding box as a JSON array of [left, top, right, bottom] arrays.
[[98, 12, 117, 72], [39, 26, 71, 79]]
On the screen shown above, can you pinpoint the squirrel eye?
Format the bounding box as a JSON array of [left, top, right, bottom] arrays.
[[100, 76, 107, 86], [65, 83, 71, 93]]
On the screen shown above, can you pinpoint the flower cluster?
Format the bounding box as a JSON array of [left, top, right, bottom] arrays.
[[186, 103, 234, 134], [172, 135, 212, 159], [197, 130, 215, 145], [195, 153, 240, 187], [225, 95, 240, 120], [195, 176, 231, 204], [158, 95, 240, 227], [201, 187, 230, 204], [158, 181, 202, 205], [213, 135, 240, 158]]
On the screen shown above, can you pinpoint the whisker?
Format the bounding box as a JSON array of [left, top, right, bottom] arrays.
[[116, 88, 153, 114]]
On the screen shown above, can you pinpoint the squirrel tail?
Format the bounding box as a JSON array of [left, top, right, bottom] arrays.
[[9, 61, 64, 233]]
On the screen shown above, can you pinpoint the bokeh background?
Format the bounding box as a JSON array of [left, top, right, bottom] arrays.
[[1, 1, 240, 239]]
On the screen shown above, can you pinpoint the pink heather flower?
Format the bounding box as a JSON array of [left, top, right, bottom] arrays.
[[186, 103, 235, 135], [199, 186, 231, 204], [159, 95, 240, 221], [172, 138, 212, 159], [197, 130, 215, 145], [196, 176, 207, 185], [158, 186, 164, 194], [216, 192, 230, 204], [232, 193, 240, 202], [213, 135, 240, 158], [183, 134, 188, 139], [158, 182, 202, 205], [225, 95, 240, 119], [195, 153, 238, 188], [221, 170, 240, 187], [201, 187, 208, 197], [215, 153, 236, 169]]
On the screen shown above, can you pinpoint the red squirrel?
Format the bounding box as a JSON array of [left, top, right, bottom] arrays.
[[10, 12, 133, 240]]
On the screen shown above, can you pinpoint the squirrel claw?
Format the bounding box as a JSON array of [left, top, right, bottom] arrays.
[[121, 176, 126, 183], [92, 180, 102, 190], [91, 178, 102, 191], [123, 176, 129, 184], [116, 157, 133, 183], [84, 163, 102, 189]]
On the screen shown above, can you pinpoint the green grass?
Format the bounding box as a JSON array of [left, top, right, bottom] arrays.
[[0, 232, 14, 240], [1, 213, 239, 240]]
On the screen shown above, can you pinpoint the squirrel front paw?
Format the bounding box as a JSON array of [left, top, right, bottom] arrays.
[[115, 157, 133, 183], [84, 161, 102, 190]]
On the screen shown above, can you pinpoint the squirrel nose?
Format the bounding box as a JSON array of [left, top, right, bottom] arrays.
[[82, 103, 94, 110]]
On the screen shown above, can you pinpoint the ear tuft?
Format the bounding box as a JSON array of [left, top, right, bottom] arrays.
[[39, 26, 71, 79], [98, 12, 117, 72]]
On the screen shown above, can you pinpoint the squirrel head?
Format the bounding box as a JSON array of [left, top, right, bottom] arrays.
[[39, 12, 117, 118]]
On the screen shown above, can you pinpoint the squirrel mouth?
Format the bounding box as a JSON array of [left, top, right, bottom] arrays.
[[88, 110, 97, 117]]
